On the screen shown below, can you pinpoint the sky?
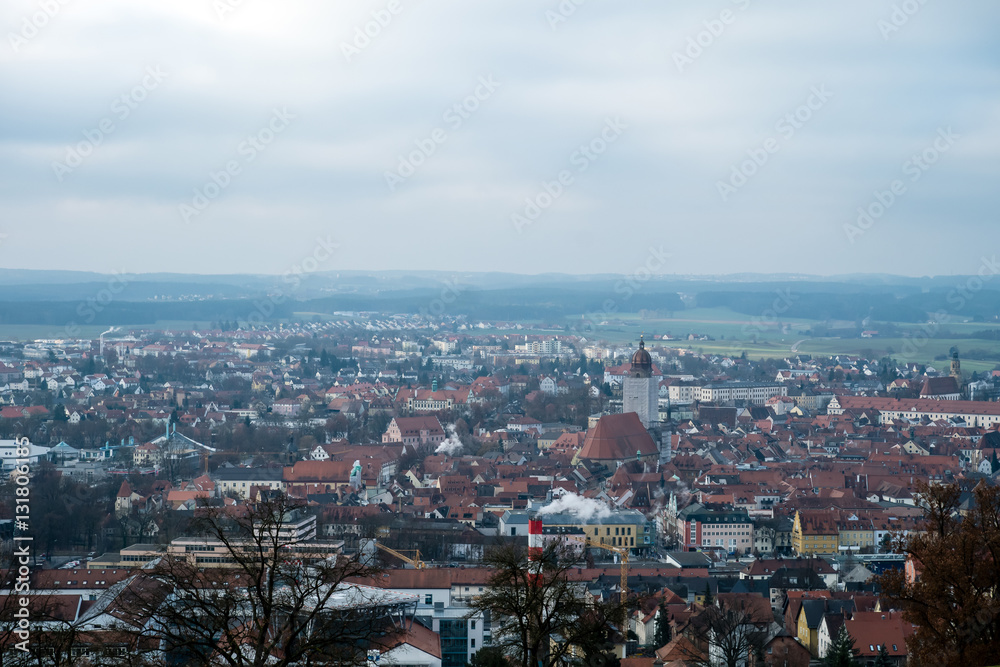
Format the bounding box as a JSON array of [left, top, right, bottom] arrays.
[[0, 0, 997, 278]]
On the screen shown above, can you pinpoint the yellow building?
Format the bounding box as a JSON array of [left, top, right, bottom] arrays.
[[542, 511, 650, 551], [796, 597, 856, 657], [792, 510, 839, 556], [837, 515, 875, 550], [796, 605, 816, 654]]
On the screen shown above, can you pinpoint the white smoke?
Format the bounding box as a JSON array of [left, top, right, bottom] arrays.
[[539, 490, 612, 521], [435, 424, 464, 456]]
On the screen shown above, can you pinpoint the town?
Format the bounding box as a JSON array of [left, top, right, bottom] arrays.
[[1, 316, 998, 666], [3, 1, 997, 662]]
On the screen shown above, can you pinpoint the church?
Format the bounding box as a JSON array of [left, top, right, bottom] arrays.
[[576, 337, 671, 468], [622, 336, 659, 428]]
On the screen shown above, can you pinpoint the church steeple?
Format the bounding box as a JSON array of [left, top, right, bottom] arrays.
[[625, 334, 658, 428], [630, 334, 652, 378]]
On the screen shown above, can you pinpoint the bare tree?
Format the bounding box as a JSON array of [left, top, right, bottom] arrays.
[[0, 542, 159, 667], [678, 596, 770, 667], [116, 492, 405, 667], [470, 541, 621, 667]]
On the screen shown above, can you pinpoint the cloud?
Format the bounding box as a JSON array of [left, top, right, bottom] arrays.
[[0, 0, 998, 276]]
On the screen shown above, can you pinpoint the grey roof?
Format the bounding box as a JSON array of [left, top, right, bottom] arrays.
[[213, 467, 284, 482], [678, 503, 751, 524]]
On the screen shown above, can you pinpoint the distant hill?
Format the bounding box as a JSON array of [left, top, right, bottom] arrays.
[[0, 269, 996, 326]]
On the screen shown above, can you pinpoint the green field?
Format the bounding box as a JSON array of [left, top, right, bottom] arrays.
[[0, 324, 114, 341], [0, 321, 213, 341], [569, 307, 1000, 372], [0, 306, 997, 374]]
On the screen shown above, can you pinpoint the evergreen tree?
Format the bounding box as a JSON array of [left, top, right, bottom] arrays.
[[824, 624, 858, 667], [467, 646, 509, 667], [873, 643, 892, 667], [703, 582, 714, 607], [653, 600, 672, 647]]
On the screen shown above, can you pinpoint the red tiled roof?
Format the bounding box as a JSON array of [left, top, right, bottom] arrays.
[[578, 412, 658, 462]]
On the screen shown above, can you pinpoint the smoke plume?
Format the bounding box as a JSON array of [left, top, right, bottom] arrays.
[[435, 424, 464, 456], [539, 490, 612, 521]]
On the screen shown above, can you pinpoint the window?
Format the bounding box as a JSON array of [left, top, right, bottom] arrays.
[[425, 595, 433, 605], [471, 621, 476, 629], [471, 639, 476, 648]]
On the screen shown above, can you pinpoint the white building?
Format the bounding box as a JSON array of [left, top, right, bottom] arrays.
[[0, 439, 51, 472]]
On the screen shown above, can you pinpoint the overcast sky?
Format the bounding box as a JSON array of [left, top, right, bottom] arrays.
[[1, 1, 997, 277]]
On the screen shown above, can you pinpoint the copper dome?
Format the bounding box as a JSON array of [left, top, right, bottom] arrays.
[[631, 337, 652, 371]]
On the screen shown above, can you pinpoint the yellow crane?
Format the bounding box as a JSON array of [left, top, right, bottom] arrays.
[[374, 542, 426, 569], [567, 536, 629, 607]]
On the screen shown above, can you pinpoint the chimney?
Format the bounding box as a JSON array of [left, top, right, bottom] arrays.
[[528, 516, 544, 586]]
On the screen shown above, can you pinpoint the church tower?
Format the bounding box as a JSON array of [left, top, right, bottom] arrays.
[[950, 346, 962, 382], [623, 335, 659, 428]]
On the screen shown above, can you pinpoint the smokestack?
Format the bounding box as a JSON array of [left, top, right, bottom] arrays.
[[528, 517, 543, 585], [529, 518, 543, 560]]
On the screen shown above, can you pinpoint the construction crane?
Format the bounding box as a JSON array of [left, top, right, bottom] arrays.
[[529, 515, 630, 622], [374, 542, 426, 569], [573, 537, 629, 607]]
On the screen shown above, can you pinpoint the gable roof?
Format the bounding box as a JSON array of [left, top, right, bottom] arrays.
[[578, 412, 658, 462]]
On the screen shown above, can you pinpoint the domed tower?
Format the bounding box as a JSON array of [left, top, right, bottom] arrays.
[[623, 335, 659, 428], [630, 337, 653, 378]]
